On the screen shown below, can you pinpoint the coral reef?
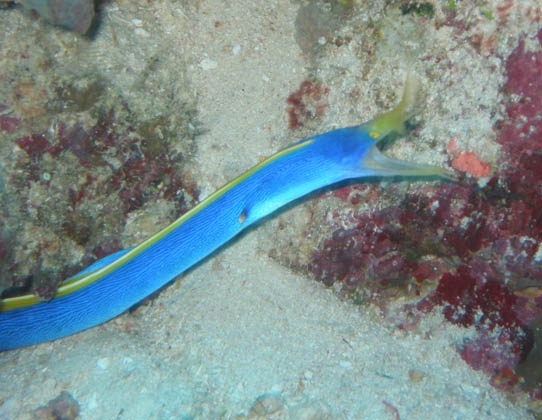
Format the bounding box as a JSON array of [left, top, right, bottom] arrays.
[[0, 8, 198, 299], [0, 0, 540, 412], [306, 27, 542, 395], [2, 110, 198, 299]]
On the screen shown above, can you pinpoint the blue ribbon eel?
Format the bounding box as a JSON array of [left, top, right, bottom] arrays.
[[0, 78, 451, 351]]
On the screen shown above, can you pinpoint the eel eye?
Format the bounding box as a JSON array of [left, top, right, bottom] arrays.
[[369, 130, 380, 139]]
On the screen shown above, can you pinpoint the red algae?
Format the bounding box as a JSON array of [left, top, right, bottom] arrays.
[[499, 30, 542, 160], [0, 7, 198, 300], [417, 266, 533, 379], [307, 28, 542, 394], [286, 80, 330, 129], [4, 111, 198, 299], [0, 115, 20, 133], [15, 134, 51, 157]]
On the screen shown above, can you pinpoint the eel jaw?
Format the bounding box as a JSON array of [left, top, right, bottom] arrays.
[[361, 144, 455, 180]]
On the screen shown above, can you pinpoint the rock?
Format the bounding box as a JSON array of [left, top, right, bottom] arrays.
[[22, 0, 95, 34]]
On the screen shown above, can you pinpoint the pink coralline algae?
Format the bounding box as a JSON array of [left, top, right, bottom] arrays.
[[308, 29, 542, 394], [446, 138, 491, 178]]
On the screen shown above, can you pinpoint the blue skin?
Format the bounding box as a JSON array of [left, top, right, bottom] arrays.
[[0, 119, 447, 351]]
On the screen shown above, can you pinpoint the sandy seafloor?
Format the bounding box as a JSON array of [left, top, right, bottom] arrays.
[[1, 0, 541, 418], [0, 236, 533, 419]]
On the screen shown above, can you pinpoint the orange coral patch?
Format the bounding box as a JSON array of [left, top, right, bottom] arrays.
[[451, 152, 491, 178]]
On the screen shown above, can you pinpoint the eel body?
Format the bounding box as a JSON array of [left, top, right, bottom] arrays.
[[0, 79, 449, 351]]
